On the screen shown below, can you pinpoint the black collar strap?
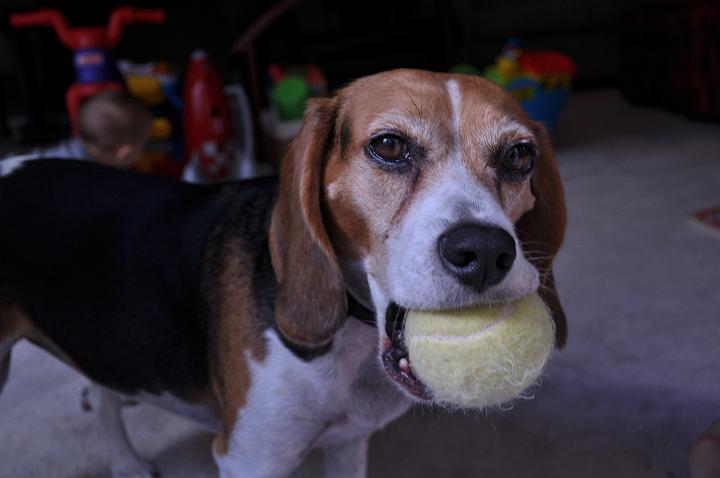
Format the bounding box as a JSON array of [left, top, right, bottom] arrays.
[[347, 292, 376, 327]]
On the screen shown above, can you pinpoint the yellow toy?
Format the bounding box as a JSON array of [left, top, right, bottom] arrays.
[[405, 293, 554, 408]]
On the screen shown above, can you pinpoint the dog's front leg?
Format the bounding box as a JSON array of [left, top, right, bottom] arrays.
[[90, 384, 159, 478], [322, 435, 369, 478], [212, 414, 322, 478]]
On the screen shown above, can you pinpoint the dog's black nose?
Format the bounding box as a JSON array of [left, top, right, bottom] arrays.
[[438, 224, 517, 291]]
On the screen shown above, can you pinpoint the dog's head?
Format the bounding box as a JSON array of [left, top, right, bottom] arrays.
[[269, 69, 566, 383]]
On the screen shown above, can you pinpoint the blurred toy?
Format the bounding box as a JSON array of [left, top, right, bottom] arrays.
[[484, 39, 576, 131], [225, 83, 261, 179], [10, 7, 166, 134], [267, 64, 327, 105], [120, 60, 183, 112], [483, 37, 523, 86], [182, 50, 235, 181], [230, 0, 302, 155], [261, 64, 327, 165], [119, 60, 184, 177], [272, 76, 310, 121]]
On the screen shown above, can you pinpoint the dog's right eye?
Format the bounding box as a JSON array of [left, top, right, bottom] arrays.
[[367, 135, 410, 163], [500, 142, 536, 180]]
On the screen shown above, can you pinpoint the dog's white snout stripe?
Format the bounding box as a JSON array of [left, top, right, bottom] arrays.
[[446, 80, 462, 164]]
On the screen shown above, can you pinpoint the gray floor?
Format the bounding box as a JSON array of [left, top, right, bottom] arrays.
[[1, 90, 719, 477]]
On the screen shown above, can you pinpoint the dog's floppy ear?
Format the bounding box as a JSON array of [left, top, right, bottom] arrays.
[[516, 123, 568, 347], [269, 97, 347, 350]]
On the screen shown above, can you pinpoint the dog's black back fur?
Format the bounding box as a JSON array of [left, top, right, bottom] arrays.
[[0, 159, 278, 396]]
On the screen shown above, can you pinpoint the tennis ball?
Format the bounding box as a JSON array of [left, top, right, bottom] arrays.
[[405, 293, 554, 409]]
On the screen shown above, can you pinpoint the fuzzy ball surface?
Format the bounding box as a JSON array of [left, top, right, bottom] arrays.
[[405, 293, 555, 408]]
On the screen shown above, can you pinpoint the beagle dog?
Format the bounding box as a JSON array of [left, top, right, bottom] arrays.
[[0, 69, 566, 478]]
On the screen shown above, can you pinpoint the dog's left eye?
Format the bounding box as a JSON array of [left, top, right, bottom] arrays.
[[368, 134, 409, 163], [502, 143, 536, 177]]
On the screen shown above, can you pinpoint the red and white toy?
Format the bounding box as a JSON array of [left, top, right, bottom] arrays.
[[182, 50, 235, 181]]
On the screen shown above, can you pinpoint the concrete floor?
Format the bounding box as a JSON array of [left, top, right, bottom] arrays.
[[1, 90, 719, 477]]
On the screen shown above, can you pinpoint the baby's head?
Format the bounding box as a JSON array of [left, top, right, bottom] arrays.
[[78, 91, 153, 168]]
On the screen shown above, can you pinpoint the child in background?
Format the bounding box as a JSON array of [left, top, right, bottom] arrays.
[[0, 90, 153, 175]]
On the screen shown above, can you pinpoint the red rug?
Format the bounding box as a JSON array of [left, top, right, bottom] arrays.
[[692, 206, 720, 238]]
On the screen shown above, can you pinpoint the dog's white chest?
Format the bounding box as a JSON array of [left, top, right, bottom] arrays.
[[214, 318, 410, 477]]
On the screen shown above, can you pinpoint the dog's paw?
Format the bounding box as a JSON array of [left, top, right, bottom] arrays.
[[110, 457, 160, 478]]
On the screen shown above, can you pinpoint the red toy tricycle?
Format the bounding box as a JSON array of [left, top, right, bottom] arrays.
[[10, 6, 165, 133]]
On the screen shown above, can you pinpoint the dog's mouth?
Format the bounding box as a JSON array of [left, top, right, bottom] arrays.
[[381, 303, 432, 400]]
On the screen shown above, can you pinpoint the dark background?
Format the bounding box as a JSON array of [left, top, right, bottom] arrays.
[[0, 0, 716, 142]]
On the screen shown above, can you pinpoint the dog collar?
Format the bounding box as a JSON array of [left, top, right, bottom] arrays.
[[347, 292, 376, 327]]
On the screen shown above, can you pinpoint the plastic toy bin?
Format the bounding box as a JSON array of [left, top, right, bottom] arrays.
[[505, 51, 576, 132]]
